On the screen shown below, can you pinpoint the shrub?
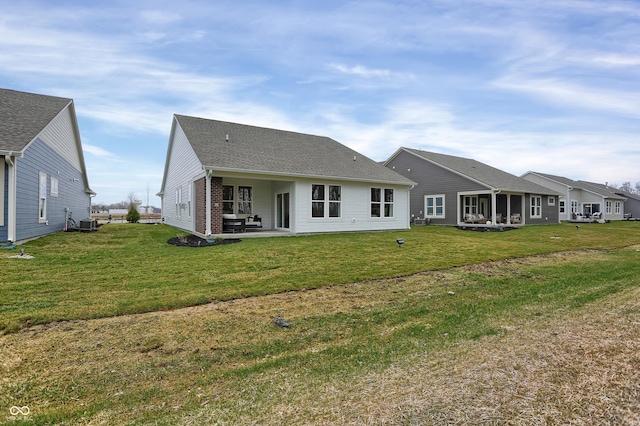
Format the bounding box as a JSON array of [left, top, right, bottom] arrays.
[[126, 204, 141, 223]]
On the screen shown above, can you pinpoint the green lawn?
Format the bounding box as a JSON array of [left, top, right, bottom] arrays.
[[2, 222, 640, 424], [1, 221, 640, 334]]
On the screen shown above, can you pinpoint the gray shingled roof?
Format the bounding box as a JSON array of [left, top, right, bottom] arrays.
[[577, 180, 627, 200], [175, 114, 415, 185], [0, 89, 72, 152], [405, 148, 560, 195], [529, 172, 627, 199], [529, 172, 577, 188]]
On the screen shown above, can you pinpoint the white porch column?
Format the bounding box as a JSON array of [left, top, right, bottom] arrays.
[[491, 191, 497, 224], [506, 194, 512, 225], [205, 171, 212, 236]]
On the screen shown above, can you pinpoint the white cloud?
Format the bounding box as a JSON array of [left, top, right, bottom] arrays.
[[329, 64, 392, 78]]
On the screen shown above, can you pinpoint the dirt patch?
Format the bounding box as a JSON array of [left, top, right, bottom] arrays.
[[167, 234, 241, 247]]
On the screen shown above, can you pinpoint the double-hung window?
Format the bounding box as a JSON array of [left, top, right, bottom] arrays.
[[223, 185, 234, 214], [615, 202, 621, 214], [463, 196, 478, 216], [39, 172, 47, 222], [530, 195, 542, 218], [312, 184, 341, 218], [371, 188, 394, 217], [425, 194, 445, 218], [606, 201, 612, 214]]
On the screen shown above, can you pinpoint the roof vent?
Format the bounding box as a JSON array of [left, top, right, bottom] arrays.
[[225, 134, 229, 142]]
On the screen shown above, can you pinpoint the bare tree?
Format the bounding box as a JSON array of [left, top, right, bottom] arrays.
[[127, 192, 137, 206], [619, 182, 633, 193]]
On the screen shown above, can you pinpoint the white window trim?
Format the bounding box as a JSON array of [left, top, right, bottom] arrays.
[[615, 201, 621, 214], [311, 184, 341, 219], [237, 185, 253, 215], [370, 187, 394, 218], [425, 194, 445, 218], [548, 196, 555, 206], [571, 200, 579, 213], [175, 188, 182, 217], [530, 195, 542, 218], [463, 195, 478, 215], [50, 177, 59, 197], [606, 201, 612, 214], [39, 171, 47, 223], [187, 184, 192, 218]]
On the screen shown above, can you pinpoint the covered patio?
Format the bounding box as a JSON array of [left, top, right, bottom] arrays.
[[458, 190, 524, 227]]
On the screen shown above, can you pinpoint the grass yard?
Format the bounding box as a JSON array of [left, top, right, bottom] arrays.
[[2, 221, 640, 333], [1, 222, 640, 424]]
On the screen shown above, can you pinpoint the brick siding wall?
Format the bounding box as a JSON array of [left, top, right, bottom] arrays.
[[195, 177, 206, 234], [194, 176, 224, 235], [211, 177, 223, 234]]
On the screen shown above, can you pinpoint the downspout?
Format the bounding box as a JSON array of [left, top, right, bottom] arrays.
[[5, 154, 16, 242], [407, 184, 415, 229], [205, 170, 212, 236]]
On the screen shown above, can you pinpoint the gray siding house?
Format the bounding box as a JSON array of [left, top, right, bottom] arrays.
[[158, 115, 415, 237], [521, 172, 626, 221], [0, 89, 94, 243], [615, 191, 640, 219], [384, 148, 561, 227]]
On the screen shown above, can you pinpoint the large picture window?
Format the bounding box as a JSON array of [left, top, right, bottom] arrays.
[[425, 194, 445, 218], [312, 184, 341, 218], [371, 188, 394, 217]]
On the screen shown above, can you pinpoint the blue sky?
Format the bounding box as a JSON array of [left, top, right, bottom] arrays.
[[2, 0, 639, 205]]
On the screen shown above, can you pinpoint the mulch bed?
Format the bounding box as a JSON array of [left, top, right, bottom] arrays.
[[167, 234, 241, 247]]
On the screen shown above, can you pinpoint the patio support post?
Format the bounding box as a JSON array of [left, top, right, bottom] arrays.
[[506, 194, 512, 225], [491, 191, 497, 225], [205, 170, 212, 236]]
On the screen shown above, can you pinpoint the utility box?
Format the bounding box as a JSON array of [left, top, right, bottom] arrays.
[[80, 219, 97, 232]]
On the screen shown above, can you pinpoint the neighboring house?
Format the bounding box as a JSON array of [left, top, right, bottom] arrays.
[[613, 190, 640, 219], [157, 115, 415, 237], [0, 88, 94, 243], [521, 172, 626, 221], [384, 148, 561, 227]]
